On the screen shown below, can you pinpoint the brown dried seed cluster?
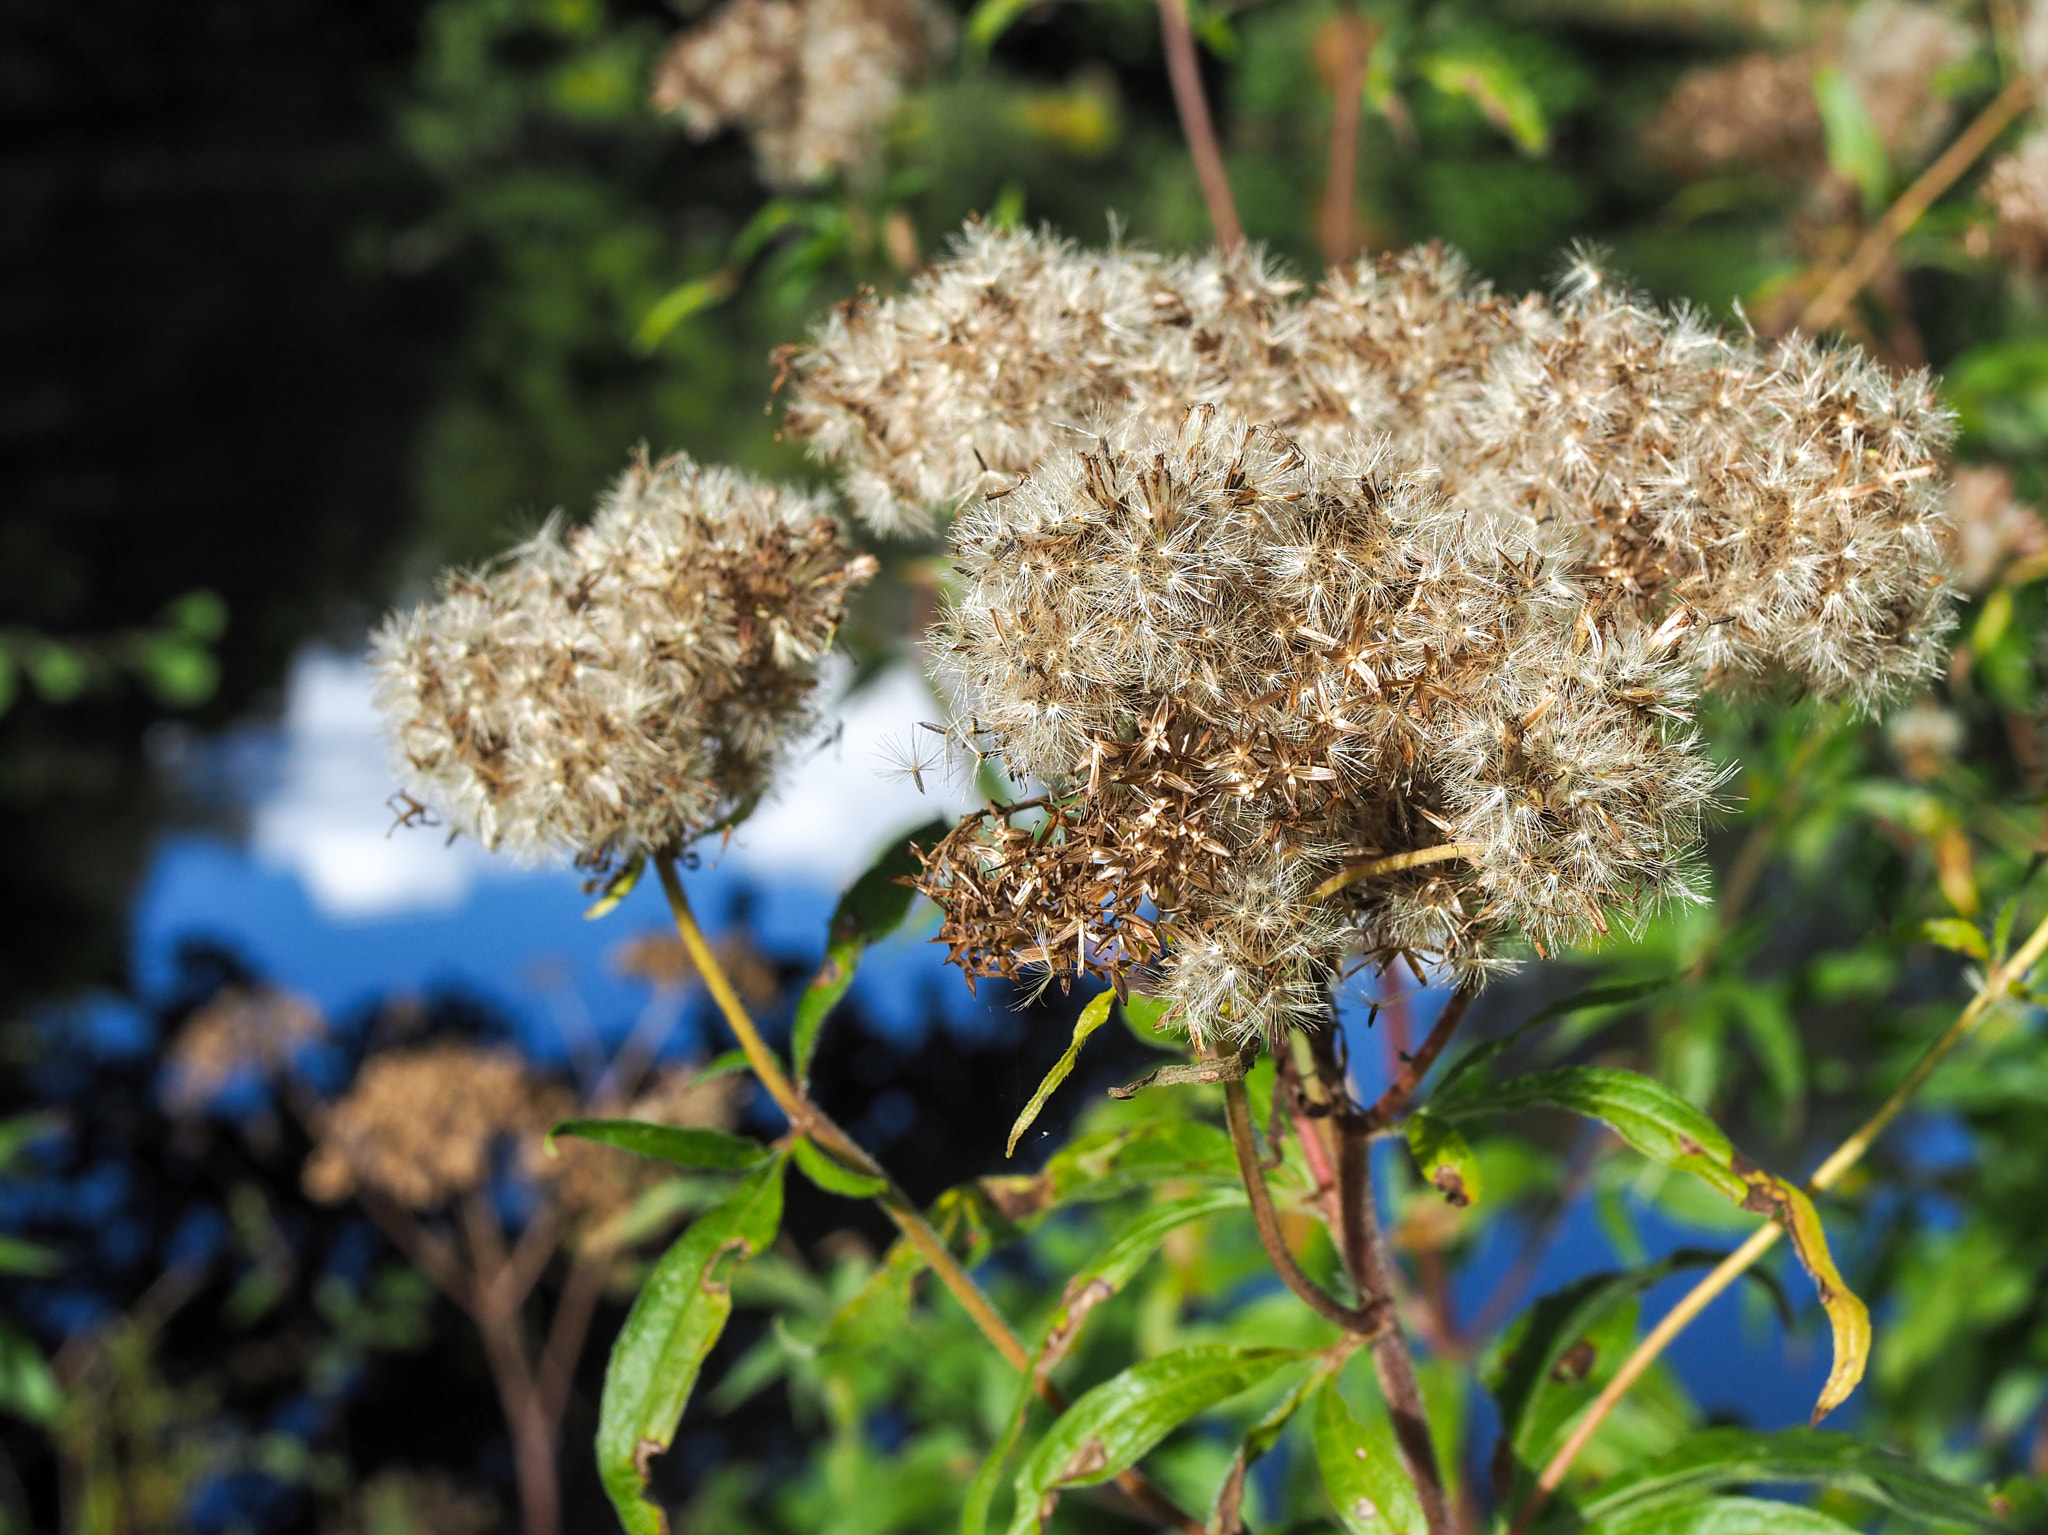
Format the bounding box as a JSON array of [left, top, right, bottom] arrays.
[[164, 987, 325, 1115], [304, 1043, 538, 1211], [652, 0, 953, 189], [1945, 465, 2048, 592], [918, 410, 1722, 1038], [373, 451, 876, 872], [1986, 132, 2048, 273]]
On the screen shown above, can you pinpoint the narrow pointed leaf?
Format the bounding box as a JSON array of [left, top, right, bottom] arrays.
[[1437, 1066, 1870, 1421], [1587, 1494, 1862, 1535], [1004, 1346, 1307, 1535], [550, 1118, 769, 1172], [793, 820, 948, 1085], [1572, 1427, 2005, 1531], [1313, 1375, 1426, 1535], [597, 1156, 785, 1535], [1213, 1361, 1333, 1533], [791, 1135, 889, 1198], [1008, 991, 1115, 1157], [583, 854, 646, 920]]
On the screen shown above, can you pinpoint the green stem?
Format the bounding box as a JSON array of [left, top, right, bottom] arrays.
[[654, 855, 1204, 1534]]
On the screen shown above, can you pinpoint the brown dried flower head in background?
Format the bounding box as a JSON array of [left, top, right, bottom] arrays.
[[652, 0, 954, 189], [303, 1043, 538, 1210], [917, 409, 1721, 1039], [164, 986, 325, 1115], [1945, 464, 2048, 591], [373, 451, 876, 872], [1985, 132, 2048, 273], [321, 1469, 498, 1535]]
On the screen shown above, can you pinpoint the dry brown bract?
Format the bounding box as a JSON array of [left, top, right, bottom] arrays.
[[373, 450, 876, 873], [652, 0, 954, 189]]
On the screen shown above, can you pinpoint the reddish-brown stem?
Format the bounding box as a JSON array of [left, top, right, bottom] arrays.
[[1317, 11, 1373, 267], [1307, 1028, 1454, 1535], [463, 1193, 562, 1535], [538, 1255, 608, 1430], [1155, 0, 1242, 249], [1224, 1073, 1383, 1332], [1361, 983, 1476, 1133]]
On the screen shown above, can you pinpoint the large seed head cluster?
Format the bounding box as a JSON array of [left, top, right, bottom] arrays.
[[652, 0, 953, 190], [786, 225, 1957, 1040], [373, 451, 876, 872]]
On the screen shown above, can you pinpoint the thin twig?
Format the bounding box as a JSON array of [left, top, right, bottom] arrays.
[[654, 855, 1204, 1534], [1317, 10, 1374, 267], [1360, 983, 1477, 1133], [1800, 74, 2031, 334], [1223, 1070, 1384, 1333], [1156, 0, 1242, 249], [1511, 905, 2048, 1535], [538, 1255, 608, 1430], [1316, 844, 1481, 900]]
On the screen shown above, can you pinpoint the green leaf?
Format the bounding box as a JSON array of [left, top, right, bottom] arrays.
[[1439, 1067, 1869, 1422], [26, 642, 89, 704], [1417, 50, 1549, 153], [1003, 1345, 1308, 1535], [1404, 1110, 1482, 1208], [0, 652, 15, 718], [0, 1114, 57, 1176], [0, 1237, 59, 1279], [596, 1157, 784, 1535], [1586, 1494, 1862, 1535], [1008, 991, 1115, 1157], [1571, 1427, 2006, 1531], [791, 1136, 889, 1199], [1814, 65, 1889, 213], [793, 821, 947, 1086], [1120, 992, 1179, 1051], [966, 0, 1037, 50], [1313, 1374, 1425, 1535], [1433, 974, 1679, 1102], [550, 1118, 769, 1173], [822, 1237, 926, 1354], [1213, 1361, 1332, 1533], [0, 1321, 60, 1426], [1918, 917, 1990, 961], [165, 589, 228, 641], [632, 271, 736, 352], [583, 854, 645, 920]]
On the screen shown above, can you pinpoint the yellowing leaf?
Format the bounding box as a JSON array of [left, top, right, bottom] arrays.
[[1007, 990, 1115, 1157]]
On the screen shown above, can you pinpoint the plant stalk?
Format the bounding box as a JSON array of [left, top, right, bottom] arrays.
[[1799, 74, 2031, 334], [1359, 982, 1476, 1133], [1511, 904, 2048, 1534], [1315, 844, 1482, 900], [654, 855, 1204, 1534], [1155, 0, 1242, 249]]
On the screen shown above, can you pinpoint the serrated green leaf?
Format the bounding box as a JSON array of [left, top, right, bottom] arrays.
[[1441, 1067, 1869, 1423], [791, 1135, 889, 1198], [1919, 917, 1990, 961], [583, 854, 645, 920], [1008, 991, 1115, 1157], [793, 821, 948, 1085], [1586, 1494, 1862, 1535], [1570, 1427, 2005, 1531], [550, 1118, 768, 1172], [1003, 1345, 1307, 1535], [1313, 1374, 1425, 1535], [1405, 1110, 1483, 1208], [597, 1157, 785, 1535]]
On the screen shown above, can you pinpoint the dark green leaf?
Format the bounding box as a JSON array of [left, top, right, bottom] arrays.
[[1587, 1494, 1862, 1535], [550, 1119, 769, 1173], [1569, 1427, 2005, 1532], [791, 1136, 889, 1198], [597, 1155, 786, 1535], [1003, 1345, 1308, 1535], [1313, 1374, 1425, 1535], [793, 820, 948, 1085]]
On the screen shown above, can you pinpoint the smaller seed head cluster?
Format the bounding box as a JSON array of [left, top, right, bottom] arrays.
[[919, 409, 1721, 1039], [652, 0, 953, 189], [373, 451, 876, 872], [164, 986, 325, 1116]]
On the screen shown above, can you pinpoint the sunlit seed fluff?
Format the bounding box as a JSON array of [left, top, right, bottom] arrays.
[[781, 223, 1297, 536], [917, 408, 1717, 1040], [1643, 50, 1827, 182], [652, 0, 953, 190], [372, 450, 876, 871]]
